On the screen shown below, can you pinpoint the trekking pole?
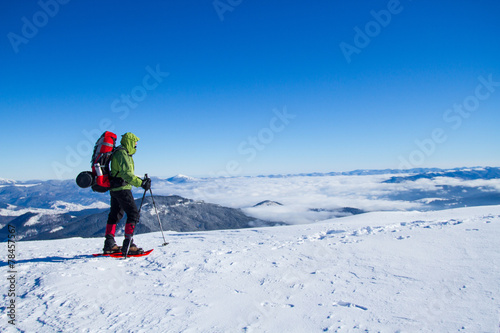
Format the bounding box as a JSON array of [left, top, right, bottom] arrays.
[[148, 186, 169, 246], [138, 185, 148, 214], [124, 177, 148, 258]]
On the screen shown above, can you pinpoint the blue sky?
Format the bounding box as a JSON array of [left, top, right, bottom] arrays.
[[1, 0, 500, 180]]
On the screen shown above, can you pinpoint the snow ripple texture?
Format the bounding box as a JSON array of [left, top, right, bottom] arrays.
[[1, 206, 500, 332]]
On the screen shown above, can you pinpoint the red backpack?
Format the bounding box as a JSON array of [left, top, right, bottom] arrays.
[[76, 131, 124, 192], [91, 131, 118, 192]]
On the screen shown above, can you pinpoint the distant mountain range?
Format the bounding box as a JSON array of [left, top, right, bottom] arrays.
[[2, 167, 500, 241], [259, 167, 447, 178], [0, 195, 279, 242], [0, 179, 108, 209], [253, 200, 283, 207], [380, 167, 500, 209], [383, 167, 500, 183], [2, 166, 496, 209], [166, 174, 197, 183]]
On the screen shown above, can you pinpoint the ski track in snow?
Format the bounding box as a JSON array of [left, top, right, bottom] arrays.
[[1, 206, 500, 332]]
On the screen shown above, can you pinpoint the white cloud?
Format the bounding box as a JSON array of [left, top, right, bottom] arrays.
[[150, 173, 500, 224], [152, 174, 423, 224]]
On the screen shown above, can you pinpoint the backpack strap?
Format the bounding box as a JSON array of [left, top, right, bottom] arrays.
[[108, 147, 128, 188]]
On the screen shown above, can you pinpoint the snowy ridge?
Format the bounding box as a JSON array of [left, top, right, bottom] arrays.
[[0, 201, 109, 217], [0, 179, 40, 188], [5, 205, 500, 332], [166, 174, 197, 183], [49, 201, 109, 212], [0, 178, 16, 185]]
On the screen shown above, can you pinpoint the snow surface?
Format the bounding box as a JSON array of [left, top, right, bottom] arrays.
[[2, 205, 500, 332]]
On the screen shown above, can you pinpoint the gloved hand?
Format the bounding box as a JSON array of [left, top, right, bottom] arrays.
[[141, 177, 151, 191]]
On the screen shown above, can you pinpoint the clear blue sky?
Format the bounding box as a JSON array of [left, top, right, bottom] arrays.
[[1, 0, 500, 180]]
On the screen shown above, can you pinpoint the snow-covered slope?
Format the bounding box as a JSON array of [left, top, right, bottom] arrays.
[[3, 205, 499, 332]]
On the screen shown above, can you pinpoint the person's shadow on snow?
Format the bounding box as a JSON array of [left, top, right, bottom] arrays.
[[0, 255, 95, 267]]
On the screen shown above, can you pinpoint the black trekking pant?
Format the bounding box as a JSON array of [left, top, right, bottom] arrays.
[[106, 189, 140, 229]]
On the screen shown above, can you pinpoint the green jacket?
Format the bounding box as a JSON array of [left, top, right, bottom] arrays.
[[110, 132, 143, 191]]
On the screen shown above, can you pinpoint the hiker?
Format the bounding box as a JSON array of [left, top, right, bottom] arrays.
[[103, 132, 151, 254]]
